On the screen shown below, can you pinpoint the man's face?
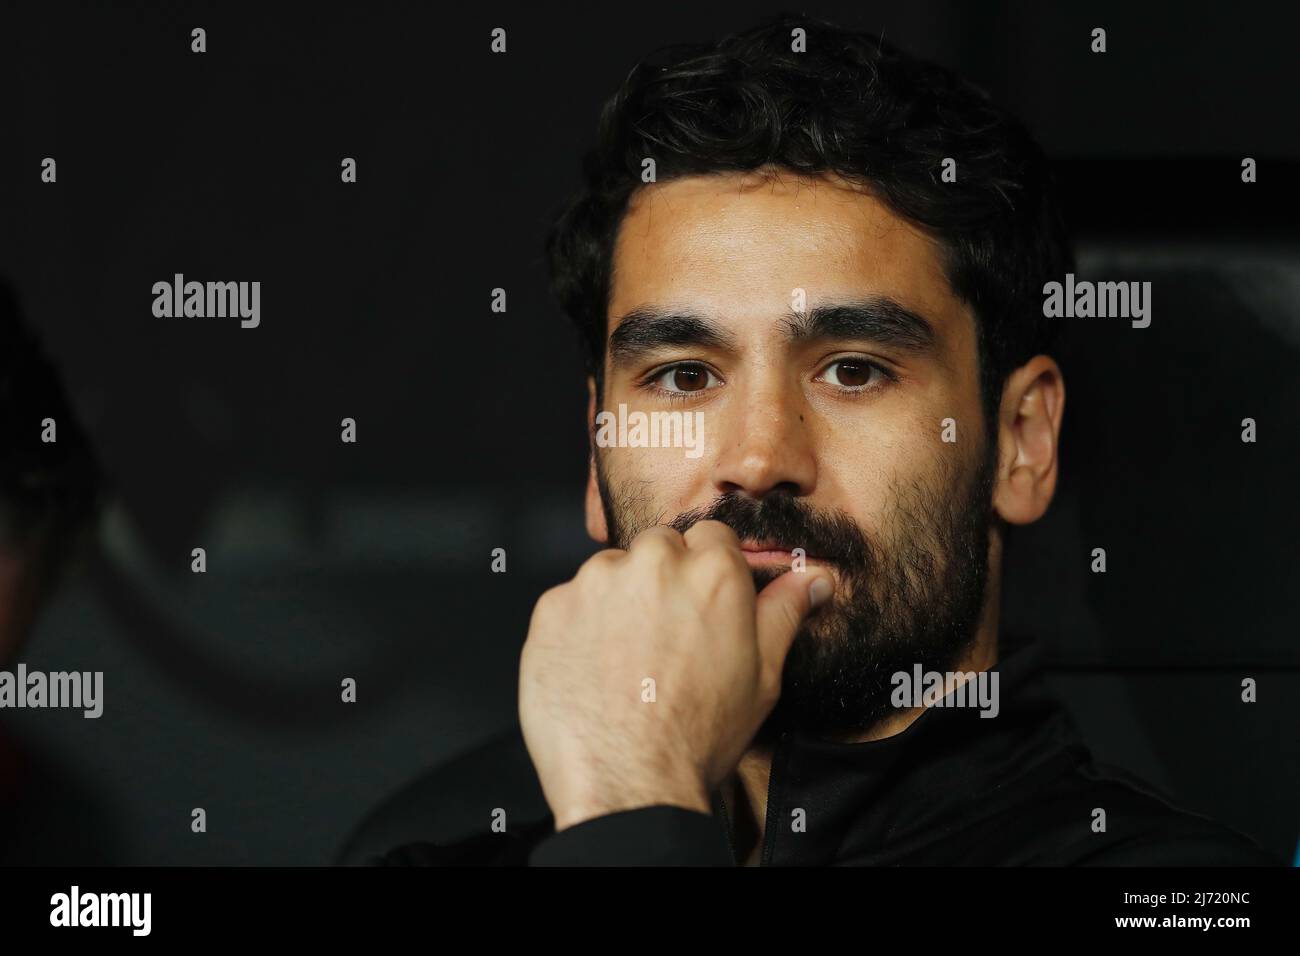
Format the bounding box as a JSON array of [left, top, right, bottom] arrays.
[[588, 169, 998, 741]]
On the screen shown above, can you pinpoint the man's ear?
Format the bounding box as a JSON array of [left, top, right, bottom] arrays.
[[992, 355, 1065, 525], [584, 376, 610, 543]]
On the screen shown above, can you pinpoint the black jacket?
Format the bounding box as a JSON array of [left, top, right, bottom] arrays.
[[339, 635, 1280, 866]]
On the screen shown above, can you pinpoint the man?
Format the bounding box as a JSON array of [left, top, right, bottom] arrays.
[[341, 13, 1278, 866]]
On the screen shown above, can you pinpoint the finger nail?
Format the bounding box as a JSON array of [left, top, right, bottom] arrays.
[[809, 576, 833, 609]]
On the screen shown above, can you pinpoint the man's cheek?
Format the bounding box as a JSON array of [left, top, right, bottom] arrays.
[[626, 449, 713, 508]]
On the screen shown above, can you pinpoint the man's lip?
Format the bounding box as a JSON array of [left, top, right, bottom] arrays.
[[737, 541, 826, 562], [739, 540, 802, 554]]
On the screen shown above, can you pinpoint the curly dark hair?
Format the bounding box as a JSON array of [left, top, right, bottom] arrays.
[[545, 12, 1073, 428]]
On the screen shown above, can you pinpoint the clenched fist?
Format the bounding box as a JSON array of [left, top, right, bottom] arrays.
[[518, 520, 834, 831]]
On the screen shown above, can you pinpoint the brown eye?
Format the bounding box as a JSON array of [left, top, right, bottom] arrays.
[[825, 360, 877, 388], [653, 364, 720, 394], [672, 367, 708, 391]]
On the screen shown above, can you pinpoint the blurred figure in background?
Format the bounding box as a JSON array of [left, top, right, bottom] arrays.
[[0, 279, 111, 863]]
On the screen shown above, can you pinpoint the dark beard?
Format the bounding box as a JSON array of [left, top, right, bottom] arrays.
[[595, 439, 997, 743]]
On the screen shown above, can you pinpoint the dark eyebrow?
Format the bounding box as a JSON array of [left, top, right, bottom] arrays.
[[781, 298, 937, 353], [607, 308, 738, 365], [606, 297, 937, 368]]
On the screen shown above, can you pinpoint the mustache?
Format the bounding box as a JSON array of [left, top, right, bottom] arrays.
[[668, 491, 872, 569]]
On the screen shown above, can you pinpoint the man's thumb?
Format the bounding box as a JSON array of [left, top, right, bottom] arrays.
[[754, 569, 834, 668]]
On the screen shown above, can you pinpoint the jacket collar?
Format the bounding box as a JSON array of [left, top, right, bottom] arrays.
[[711, 635, 1085, 864]]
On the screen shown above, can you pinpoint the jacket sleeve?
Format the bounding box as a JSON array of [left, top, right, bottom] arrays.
[[529, 805, 735, 866]]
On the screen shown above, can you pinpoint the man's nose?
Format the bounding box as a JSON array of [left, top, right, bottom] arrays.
[[709, 382, 816, 499]]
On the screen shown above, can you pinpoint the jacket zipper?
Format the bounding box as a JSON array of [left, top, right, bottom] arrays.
[[716, 787, 739, 864], [758, 732, 787, 866], [716, 731, 787, 866]]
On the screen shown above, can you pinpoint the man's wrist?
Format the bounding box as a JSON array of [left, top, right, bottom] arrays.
[[552, 779, 713, 831]]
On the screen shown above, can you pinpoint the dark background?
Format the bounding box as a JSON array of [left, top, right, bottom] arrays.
[[0, 0, 1296, 864]]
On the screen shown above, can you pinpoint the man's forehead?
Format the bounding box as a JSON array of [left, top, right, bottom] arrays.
[[608, 171, 964, 340]]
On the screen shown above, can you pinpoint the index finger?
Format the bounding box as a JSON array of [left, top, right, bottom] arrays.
[[681, 519, 742, 553]]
